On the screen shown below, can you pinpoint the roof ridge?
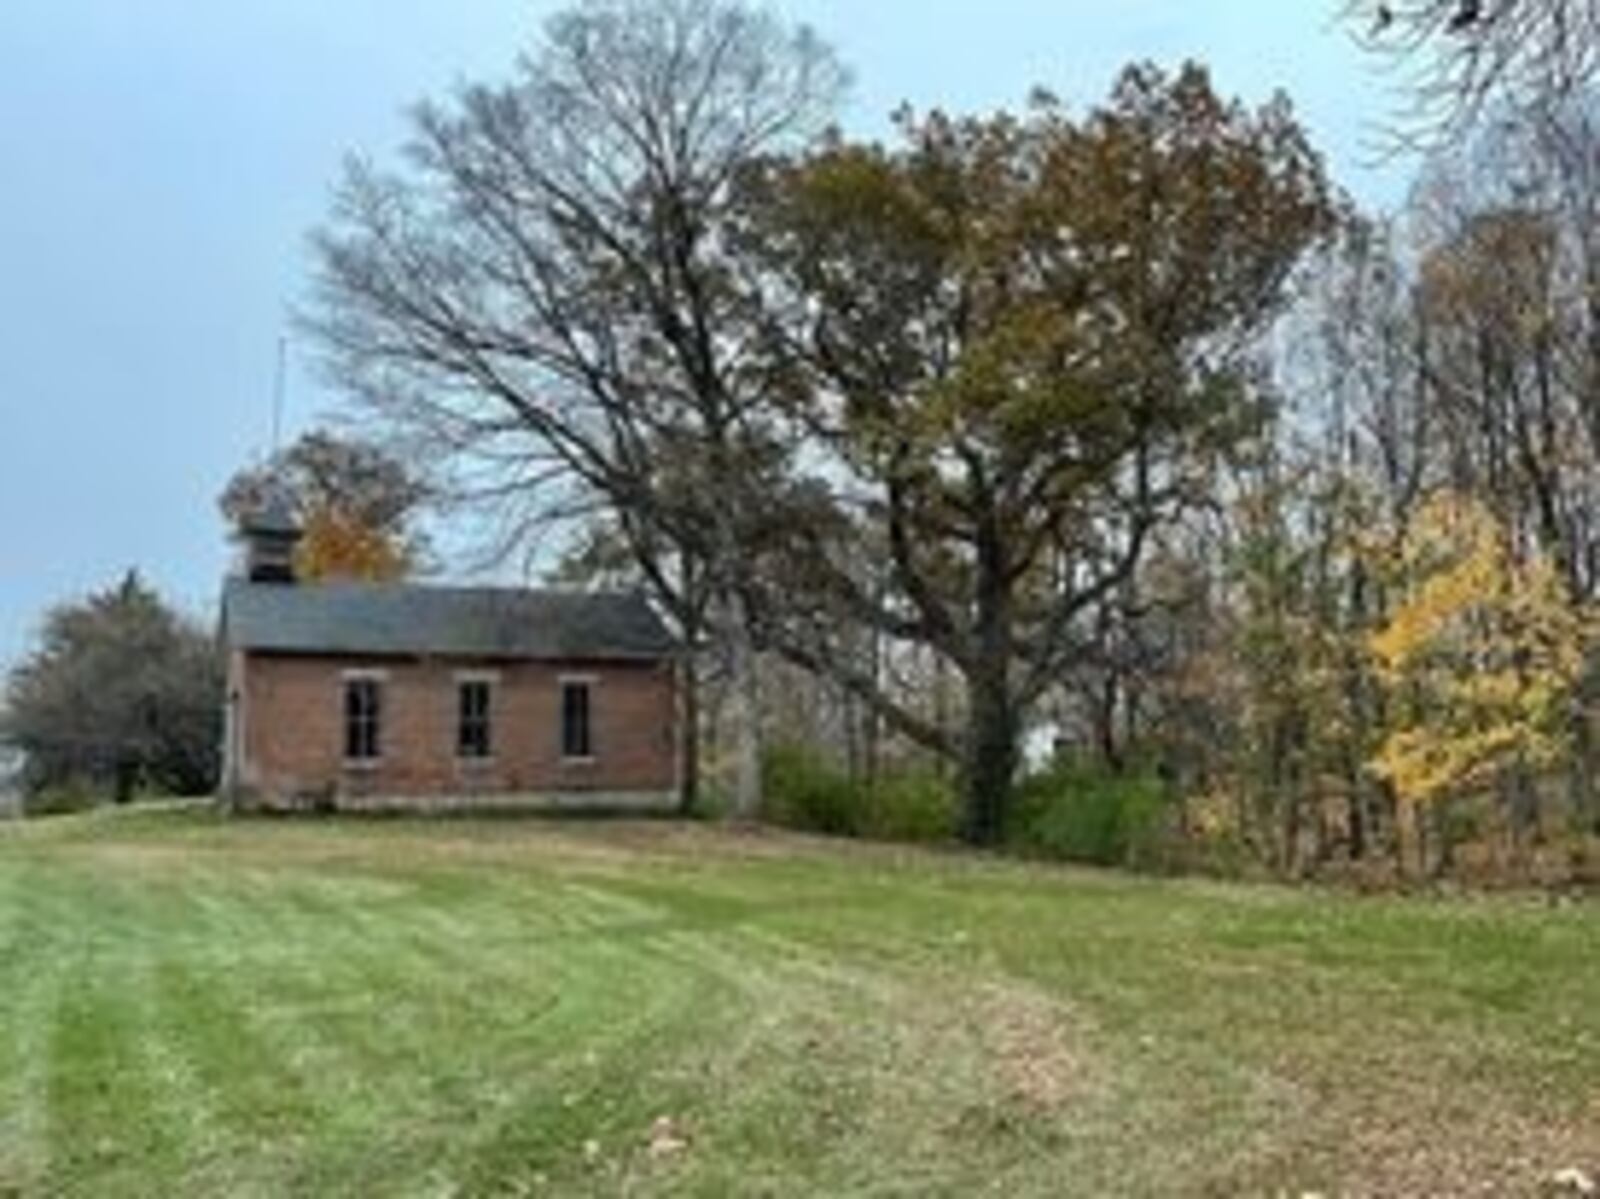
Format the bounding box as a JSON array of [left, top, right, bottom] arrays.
[[221, 576, 673, 659], [226, 577, 645, 599]]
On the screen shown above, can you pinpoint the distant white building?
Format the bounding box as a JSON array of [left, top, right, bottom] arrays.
[[1021, 722, 1060, 774]]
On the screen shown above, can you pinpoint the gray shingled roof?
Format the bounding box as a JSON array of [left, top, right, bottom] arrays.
[[222, 579, 675, 660]]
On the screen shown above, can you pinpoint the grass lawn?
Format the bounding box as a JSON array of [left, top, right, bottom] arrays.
[[1, 808, 1598, 1196]]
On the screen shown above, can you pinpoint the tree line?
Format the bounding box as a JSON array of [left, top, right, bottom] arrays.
[[4, 0, 1593, 881], [304, 0, 1598, 874], [304, 0, 1340, 849], [1167, 90, 1600, 875]]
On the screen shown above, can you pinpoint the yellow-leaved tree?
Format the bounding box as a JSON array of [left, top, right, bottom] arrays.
[[294, 504, 411, 583], [219, 430, 427, 584], [1368, 492, 1587, 859]]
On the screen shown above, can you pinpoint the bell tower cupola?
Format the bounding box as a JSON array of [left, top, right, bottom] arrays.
[[237, 495, 302, 584]]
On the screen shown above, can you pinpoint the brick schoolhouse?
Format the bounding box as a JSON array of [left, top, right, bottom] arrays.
[[219, 502, 678, 811]]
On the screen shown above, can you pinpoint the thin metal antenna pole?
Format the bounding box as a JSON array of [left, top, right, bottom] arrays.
[[271, 336, 287, 454]]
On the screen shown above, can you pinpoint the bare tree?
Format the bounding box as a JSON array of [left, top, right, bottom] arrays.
[[304, 0, 847, 816], [1344, 0, 1599, 146]]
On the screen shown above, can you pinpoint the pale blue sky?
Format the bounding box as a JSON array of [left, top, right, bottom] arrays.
[[0, 1, 1409, 669]]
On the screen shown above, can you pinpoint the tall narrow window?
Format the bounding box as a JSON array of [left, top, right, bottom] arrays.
[[561, 680, 592, 759], [457, 679, 493, 759], [344, 677, 381, 762]]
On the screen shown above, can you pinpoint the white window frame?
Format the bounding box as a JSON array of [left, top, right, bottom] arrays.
[[453, 670, 499, 763], [340, 669, 388, 768]]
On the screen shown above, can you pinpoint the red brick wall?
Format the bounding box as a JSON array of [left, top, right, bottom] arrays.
[[237, 653, 676, 804]]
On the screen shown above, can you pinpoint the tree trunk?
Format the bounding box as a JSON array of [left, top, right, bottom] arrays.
[[678, 645, 701, 816], [933, 650, 952, 781], [863, 612, 882, 783], [1095, 672, 1124, 773], [113, 759, 136, 806], [725, 590, 763, 821], [961, 536, 1017, 846], [1280, 787, 1302, 877], [1346, 786, 1366, 862], [1505, 755, 1540, 852], [676, 555, 704, 816], [1571, 676, 1598, 834], [842, 685, 860, 781], [1122, 679, 1142, 770], [1432, 800, 1457, 878], [962, 662, 1018, 846]]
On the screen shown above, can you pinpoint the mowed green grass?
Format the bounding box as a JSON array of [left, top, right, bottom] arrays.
[[1, 809, 1598, 1197]]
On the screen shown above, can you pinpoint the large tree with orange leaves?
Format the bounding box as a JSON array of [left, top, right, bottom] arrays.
[[218, 430, 427, 582]]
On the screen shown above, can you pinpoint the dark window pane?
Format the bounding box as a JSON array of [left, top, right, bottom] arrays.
[[344, 679, 381, 761], [561, 682, 592, 758], [457, 681, 492, 758]]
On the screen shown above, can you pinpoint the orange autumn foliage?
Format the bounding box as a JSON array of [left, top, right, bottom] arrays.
[[293, 505, 410, 583]]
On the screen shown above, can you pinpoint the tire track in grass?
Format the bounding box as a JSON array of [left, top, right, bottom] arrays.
[[123, 875, 402, 1194], [261, 868, 599, 1192], [452, 878, 927, 1193], [0, 964, 56, 1195], [54, 853, 244, 1197], [0, 863, 35, 1177], [372, 875, 663, 1079], [607, 913, 1289, 1195], [117, 957, 229, 1196], [144, 920, 326, 1188], [42, 928, 193, 1194], [258, 869, 652, 1191], [256, 872, 446, 1088], [154, 857, 384, 1134], [621, 922, 928, 1191], [450, 932, 736, 1195], [0, 864, 71, 1195], [111, 854, 425, 1192], [548, 915, 973, 1195], [363, 869, 737, 1189]]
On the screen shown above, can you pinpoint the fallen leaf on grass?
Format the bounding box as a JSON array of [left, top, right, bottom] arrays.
[[648, 1115, 689, 1158], [1547, 1167, 1598, 1196]]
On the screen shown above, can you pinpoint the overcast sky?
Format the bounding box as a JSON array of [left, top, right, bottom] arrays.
[[0, 1, 1412, 670]]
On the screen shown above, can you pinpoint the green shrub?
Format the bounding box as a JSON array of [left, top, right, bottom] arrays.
[[686, 781, 729, 822], [1008, 761, 1172, 868], [861, 770, 958, 843], [23, 778, 100, 818], [762, 744, 860, 836], [762, 746, 957, 844]]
